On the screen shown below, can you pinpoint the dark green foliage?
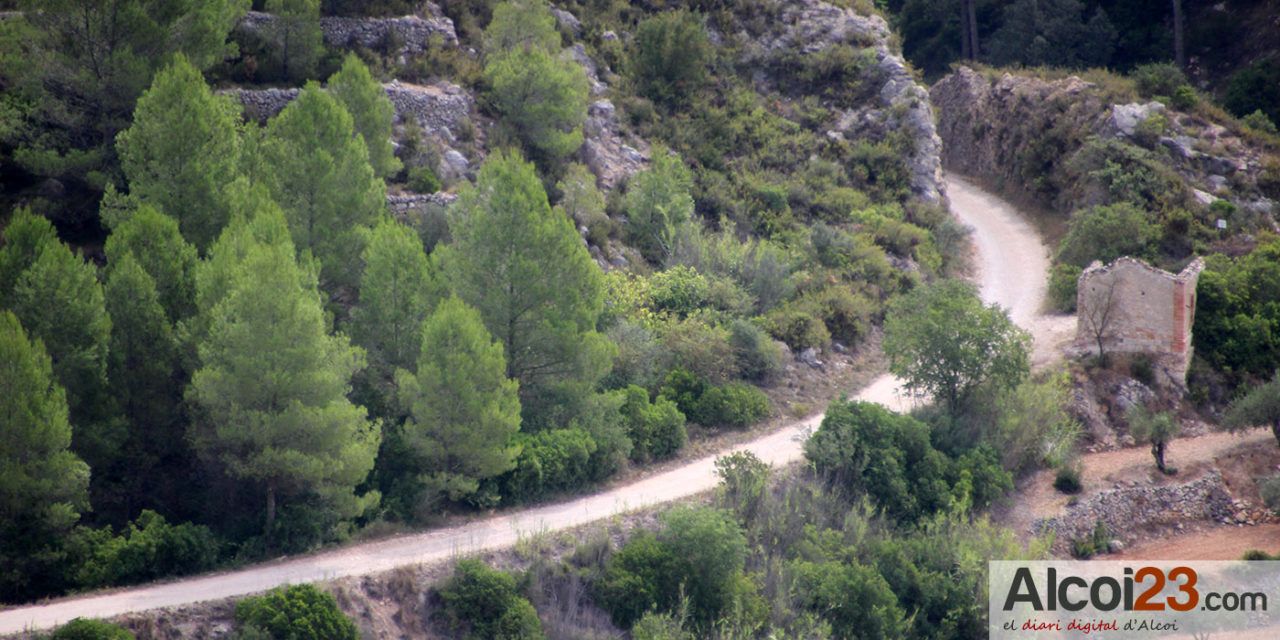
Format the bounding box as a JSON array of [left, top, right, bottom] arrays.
[[619, 385, 687, 462], [265, 0, 324, 83], [1224, 373, 1280, 445], [658, 368, 766, 428], [987, 0, 1116, 68], [804, 400, 1011, 522], [104, 205, 200, 323], [438, 150, 611, 424], [502, 428, 597, 502], [48, 619, 135, 640], [790, 560, 907, 639], [235, 584, 358, 640], [1057, 203, 1160, 267], [626, 149, 695, 265], [630, 11, 711, 108], [714, 451, 769, 523], [438, 559, 545, 640], [1131, 63, 1190, 99], [763, 303, 832, 352], [1192, 239, 1280, 383], [0, 311, 89, 602], [728, 319, 782, 382], [1224, 57, 1280, 126], [1048, 263, 1082, 312], [1054, 465, 1083, 494], [65, 511, 220, 589], [2, 0, 248, 221], [599, 507, 748, 629], [407, 165, 442, 193]]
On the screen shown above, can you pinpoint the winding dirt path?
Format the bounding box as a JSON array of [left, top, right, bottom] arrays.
[[0, 175, 1069, 634]]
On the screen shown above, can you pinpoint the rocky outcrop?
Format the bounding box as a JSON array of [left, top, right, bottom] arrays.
[[1034, 472, 1234, 549], [236, 8, 456, 60], [741, 0, 945, 204], [582, 99, 648, 191], [931, 66, 1277, 218]]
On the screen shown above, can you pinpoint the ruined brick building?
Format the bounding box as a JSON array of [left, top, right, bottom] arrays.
[[1073, 256, 1205, 386]]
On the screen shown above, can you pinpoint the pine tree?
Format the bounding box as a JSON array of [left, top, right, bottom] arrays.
[[485, 46, 589, 165], [327, 54, 401, 179], [0, 208, 60, 306], [436, 151, 612, 417], [483, 0, 561, 55], [104, 254, 187, 514], [8, 231, 117, 469], [0, 311, 90, 601], [625, 147, 694, 265], [104, 205, 200, 324], [188, 208, 379, 535], [259, 83, 386, 290], [352, 218, 441, 371], [116, 54, 245, 251], [266, 0, 323, 83], [395, 296, 521, 506]]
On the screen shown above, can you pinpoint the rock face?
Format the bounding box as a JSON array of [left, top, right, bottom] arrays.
[[1034, 472, 1234, 551], [931, 66, 1276, 217], [236, 8, 457, 59], [743, 0, 945, 204], [582, 99, 648, 191]]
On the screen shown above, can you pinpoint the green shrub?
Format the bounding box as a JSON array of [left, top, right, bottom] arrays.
[[439, 559, 545, 640], [598, 531, 679, 628], [693, 382, 770, 429], [1048, 263, 1081, 312], [1261, 476, 1280, 513], [790, 560, 907, 639], [762, 303, 831, 351], [1169, 85, 1198, 111], [1242, 109, 1278, 135], [659, 315, 738, 384], [631, 612, 693, 640], [619, 385, 687, 462], [235, 584, 358, 640], [1133, 113, 1167, 147], [799, 286, 875, 345], [502, 428, 598, 501], [66, 510, 221, 589], [1131, 63, 1189, 99], [1224, 58, 1280, 125], [1053, 465, 1083, 494], [603, 320, 664, 390], [48, 619, 135, 640], [1056, 202, 1160, 267], [648, 266, 710, 317], [728, 319, 782, 382], [1243, 549, 1279, 560], [1070, 537, 1096, 559], [630, 10, 712, 108], [407, 164, 441, 193]]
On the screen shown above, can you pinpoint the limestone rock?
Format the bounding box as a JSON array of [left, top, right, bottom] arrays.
[[582, 99, 649, 190], [1110, 102, 1166, 138], [551, 7, 582, 35]]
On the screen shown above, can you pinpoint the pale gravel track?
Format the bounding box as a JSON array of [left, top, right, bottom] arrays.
[[0, 174, 1065, 634]]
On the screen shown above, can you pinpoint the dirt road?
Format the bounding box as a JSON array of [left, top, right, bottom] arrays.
[[0, 175, 1068, 634]]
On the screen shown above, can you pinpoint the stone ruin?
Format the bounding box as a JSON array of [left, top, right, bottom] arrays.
[[1073, 256, 1205, 386]]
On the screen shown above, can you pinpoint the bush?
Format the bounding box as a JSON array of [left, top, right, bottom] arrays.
[[48, 619, 134, 640], [648, 266, 709, 317], [407, 164, 441, 193], [619, 385, 688, 462], [762, 303, 831, 352], [1054, 465, 1083, 494], [66, 511, 221, 589], [602, 321, 664, 390], [1132, 63, 1189, 99], [630, 10, 711, 108], [1169, 85, 1198, 111], [485, 46, 588, 165], [502, 428, 598, 502], [1056, 202, 1160, 268], [235, 584, 358, 640], [439, 559, 545, 640], [1048, 263, 1082, 313], [693, 382, 770, 429], [799, 286, 875, 345], [728, 319, 783, 382], [659, 315, 737, 384], [1242, 110, 1278, 135], [1133, 113, 1167, 147], [1261, 476, 1280, 513], [1224, 58, 1280, 126]]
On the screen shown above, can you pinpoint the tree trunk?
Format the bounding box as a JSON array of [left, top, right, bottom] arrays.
[[1172, 0, 1186, 68], [1153, 441, 1166, 472], [265, 483, 277, 535], [967, 0, 980, 60], [1272, 419, 1280, 446], [960, 0, 971, 60]]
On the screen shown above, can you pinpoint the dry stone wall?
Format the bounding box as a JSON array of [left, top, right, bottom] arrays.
[[236, 8, 456, 59]]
